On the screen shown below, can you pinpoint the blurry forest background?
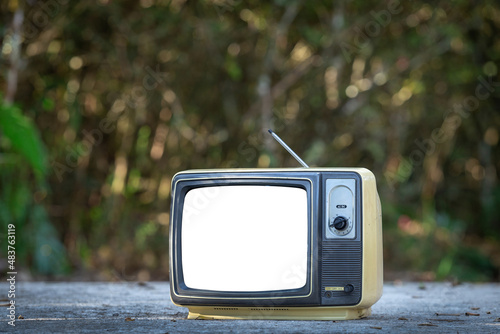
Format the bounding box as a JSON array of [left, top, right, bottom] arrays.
[[1, 0, 499, 282]]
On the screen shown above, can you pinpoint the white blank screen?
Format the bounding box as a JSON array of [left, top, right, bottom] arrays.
[[181, 185, 308, 292]]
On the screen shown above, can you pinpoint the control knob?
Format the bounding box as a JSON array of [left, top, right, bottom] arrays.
[[332, 216, 348, 230]]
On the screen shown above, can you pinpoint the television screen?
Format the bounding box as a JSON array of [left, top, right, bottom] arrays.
[[181, 185, 308, 292]]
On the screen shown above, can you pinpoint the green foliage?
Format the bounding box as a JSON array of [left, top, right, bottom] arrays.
[[0, 0, 499, 281], [0, 166, 69, 275], [0, 96, 68, 276], [135, 221, 159, 252], [0, 97, 47, 180]]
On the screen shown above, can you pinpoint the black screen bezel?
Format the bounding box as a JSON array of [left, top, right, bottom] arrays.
[[169, 171, 321, 306]]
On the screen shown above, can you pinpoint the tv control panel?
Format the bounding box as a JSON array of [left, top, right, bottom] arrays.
[[325, 178, 356, 239], [321, 175, 362, 306]]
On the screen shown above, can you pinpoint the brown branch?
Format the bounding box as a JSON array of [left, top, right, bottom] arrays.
[[247, 53, 318, 119], [254, 1, 302, 154], [271, 55, 319, 100], [5, 8, 24, 105]]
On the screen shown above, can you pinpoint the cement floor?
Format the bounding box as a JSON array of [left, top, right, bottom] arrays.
[[1, 281, 499, 333]]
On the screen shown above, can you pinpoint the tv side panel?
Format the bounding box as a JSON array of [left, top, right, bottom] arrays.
[[357, 168, 383, 308]]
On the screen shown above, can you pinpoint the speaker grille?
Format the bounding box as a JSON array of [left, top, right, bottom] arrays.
[[320, 242, 362, 305]]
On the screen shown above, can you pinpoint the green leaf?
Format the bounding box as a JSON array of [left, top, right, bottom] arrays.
[[0, 101, 48, 180], [301, 27, 324, 48], [8, 182, 31, 222], [42, 98, 55, 111], [224, 57, 243, 81]]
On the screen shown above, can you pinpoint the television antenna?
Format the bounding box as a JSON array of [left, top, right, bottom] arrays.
[[268, 129, 309, 168]]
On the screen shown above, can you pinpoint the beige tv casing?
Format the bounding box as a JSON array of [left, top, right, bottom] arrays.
[[169, 168, 383, 320]]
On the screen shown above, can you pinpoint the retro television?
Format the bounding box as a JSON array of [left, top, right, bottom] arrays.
[[169, 131, 383, 320]]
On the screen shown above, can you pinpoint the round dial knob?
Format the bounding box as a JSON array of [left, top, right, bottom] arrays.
[[332, 216, 348, 230]]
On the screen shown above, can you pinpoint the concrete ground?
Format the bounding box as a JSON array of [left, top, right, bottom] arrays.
[[1, 281, 499, 333]]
